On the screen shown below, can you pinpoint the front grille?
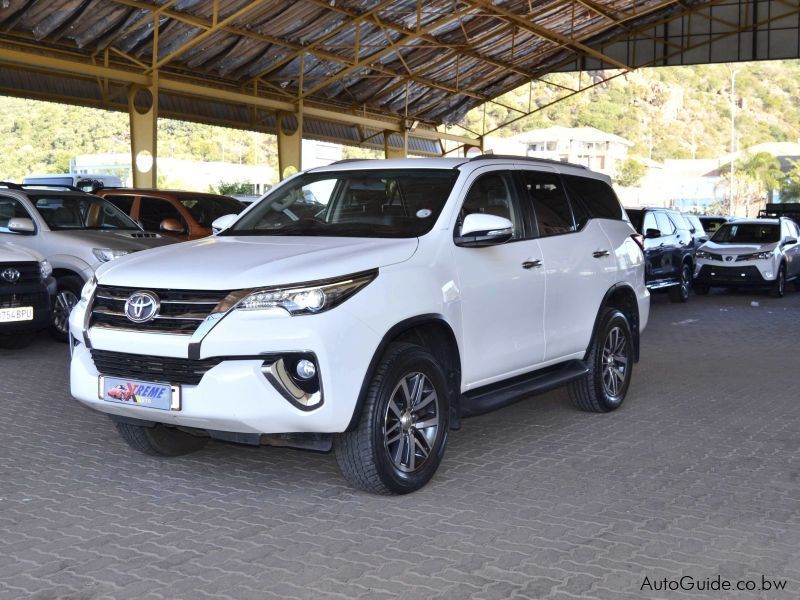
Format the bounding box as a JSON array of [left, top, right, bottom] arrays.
[[91, 349, 224, 385], [90, 285, 230, 334], [0, 290, 49, 309], [0, 262, 40, 285]]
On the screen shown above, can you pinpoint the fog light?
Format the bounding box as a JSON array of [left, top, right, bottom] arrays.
[[296, 359, 316, 380]]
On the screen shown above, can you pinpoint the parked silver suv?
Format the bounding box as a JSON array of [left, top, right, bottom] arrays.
[[0, 182, 175, 340]]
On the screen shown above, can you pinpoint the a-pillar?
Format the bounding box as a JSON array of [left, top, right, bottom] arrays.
[[384, 130, 407, 159], [277, 112, 302, 179], [128, 82, 158, 188]]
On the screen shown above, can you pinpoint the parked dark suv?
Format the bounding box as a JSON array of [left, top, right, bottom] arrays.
[[626, 207, 695, 302]]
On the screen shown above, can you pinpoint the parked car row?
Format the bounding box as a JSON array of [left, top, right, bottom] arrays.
[[0, 181, 245, 344], [3, 160, 796, 495]]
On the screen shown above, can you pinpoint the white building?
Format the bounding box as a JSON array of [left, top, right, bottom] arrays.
[[485, 126, 633, 177]]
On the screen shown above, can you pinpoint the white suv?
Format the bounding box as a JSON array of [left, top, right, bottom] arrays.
[[694, 217, 800, 296], [69, 157, 649, 494]]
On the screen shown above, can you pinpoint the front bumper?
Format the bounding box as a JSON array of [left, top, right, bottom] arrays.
[[694, 262, 774, 287], [0, 277, 54, 334], [69, 302, 381, 434]]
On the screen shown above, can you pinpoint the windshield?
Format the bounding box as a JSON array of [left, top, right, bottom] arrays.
[[711, 223, 779, 244], [178, 195, 245, 227], [31, 194, 140, 231], [225, 169, 458, 238]]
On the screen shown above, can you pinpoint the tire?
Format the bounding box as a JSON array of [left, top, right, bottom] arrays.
[[770, 264, 786, 298], [693, 282, 710, 295], [0, 333, 35, 349], [569, 309, 634, 413], [669, 263, 692, 303], [334, 343, 449, 494], [50, 275, 83, 342], [114, 420, 208, 456]]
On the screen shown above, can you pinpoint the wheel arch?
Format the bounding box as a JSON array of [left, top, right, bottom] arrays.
[[346, 314, 462, 431], [587, 283, 640, 364], [52, 267, 86, 282]]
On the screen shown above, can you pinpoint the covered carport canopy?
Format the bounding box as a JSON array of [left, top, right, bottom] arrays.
[[0, 0, 798, 184]]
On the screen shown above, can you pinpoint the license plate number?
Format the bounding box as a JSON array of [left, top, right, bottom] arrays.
[[101, 376, 179, 411], [0, 306, 33, 323]]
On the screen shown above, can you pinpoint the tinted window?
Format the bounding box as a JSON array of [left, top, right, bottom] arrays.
[[655, 212, 675, 235], [0, 196, 32, 233], [712, 223, 779, 244], [459, 172, 523, 240], [178, 195, 244, 228], [24, 177, 73, 186], [642, 211, 657, 234], [519, 171, 574, 236], [700, 217, 726, 233], [140, 197, 187, 232], [563, 175, 623, 221], [229, 170, 458, 238], [103, 195, 135, 214], [31, 195, 138, 230]]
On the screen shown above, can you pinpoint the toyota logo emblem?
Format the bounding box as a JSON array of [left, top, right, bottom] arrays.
[[1, 268, 20, 283], [124, 291, 160, 323], [725, 256, 733, 262]]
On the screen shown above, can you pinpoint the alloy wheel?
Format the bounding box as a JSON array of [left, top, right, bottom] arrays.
[[383, 372, 440, 473], [53, 290, 78, 334], [602, 326, 628, 399]]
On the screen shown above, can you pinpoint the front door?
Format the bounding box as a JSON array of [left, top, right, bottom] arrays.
[[452, 169, 546, 388]]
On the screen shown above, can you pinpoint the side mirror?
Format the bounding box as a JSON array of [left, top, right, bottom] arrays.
[[455, 213, 514, 247], [783, 236, 798, 246], [211, 213, 238, 235], [700, 236, 709, 243], [7, 217, 35, 234], [645, 228, 661, 239], [160, 218, 185, 234]]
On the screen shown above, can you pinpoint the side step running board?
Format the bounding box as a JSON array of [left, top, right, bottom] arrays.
[[460, 359, 589, 417]]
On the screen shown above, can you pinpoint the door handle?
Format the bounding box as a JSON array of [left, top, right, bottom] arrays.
[[592, 250, 610, 258], [522, 259, 542, 269]]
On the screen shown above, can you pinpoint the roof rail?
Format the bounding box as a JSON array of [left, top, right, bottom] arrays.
[[467, 154, 589, 170], [18, 183, 84, 193], [330, 158, 375, 165], [0, 181, 22, 189]]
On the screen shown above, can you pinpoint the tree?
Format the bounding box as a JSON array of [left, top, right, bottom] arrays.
[[721, 152, 782, 216], [779, 159, 800, 202], [210, 181, 255, 195], [614, 158, 647, 187]]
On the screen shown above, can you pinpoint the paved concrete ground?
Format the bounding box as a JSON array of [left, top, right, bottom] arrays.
[[1, 289, 798, 600]]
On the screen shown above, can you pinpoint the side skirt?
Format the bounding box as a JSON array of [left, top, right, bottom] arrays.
[[460, 360, 589, 418]]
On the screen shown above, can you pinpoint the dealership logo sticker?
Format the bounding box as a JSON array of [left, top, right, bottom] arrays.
[[124, 290, 160, 323], [1, 268, 20, 283]]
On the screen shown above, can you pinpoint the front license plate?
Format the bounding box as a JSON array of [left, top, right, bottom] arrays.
[[101, 376, 180, 411], [0, 306, 33, 323]]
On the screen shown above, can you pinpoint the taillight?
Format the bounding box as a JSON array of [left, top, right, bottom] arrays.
[[631, 233, 645, 252]]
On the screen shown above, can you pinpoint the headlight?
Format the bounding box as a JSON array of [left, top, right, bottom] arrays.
[[236, 270, 377, 315], [737, 251, 773, 261], [93, 248, 132, 263], [79, 276, 97, 306], [39, 259, 52, 279], [696, 250, 711, 259]]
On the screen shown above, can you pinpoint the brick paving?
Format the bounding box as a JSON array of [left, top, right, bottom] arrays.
[[1, 289, 798, 599]]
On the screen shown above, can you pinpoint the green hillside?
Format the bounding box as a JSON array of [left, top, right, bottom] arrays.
[[1, 60, 799, 183], [463, 60, 800, 161]]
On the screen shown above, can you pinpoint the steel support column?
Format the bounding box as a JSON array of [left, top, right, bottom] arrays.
[[128, 81, 158, 188], [277, 111, 302, 179], [384, 130, 407, 159]]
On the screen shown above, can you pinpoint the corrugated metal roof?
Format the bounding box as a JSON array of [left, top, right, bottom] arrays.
[[0, 0, 756, 151]]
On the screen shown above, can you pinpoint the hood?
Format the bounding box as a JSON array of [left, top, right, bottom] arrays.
[[97, 235, 419, 289], [50, 230, 176, 252], [0, 242, 44, 262], [701, 240, 778, 255]]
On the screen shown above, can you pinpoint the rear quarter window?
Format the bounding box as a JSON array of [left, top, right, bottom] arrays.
[[563, 175, 624, 221]]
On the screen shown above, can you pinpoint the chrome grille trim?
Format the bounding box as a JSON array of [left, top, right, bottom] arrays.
[[89, 285, 231, 335]]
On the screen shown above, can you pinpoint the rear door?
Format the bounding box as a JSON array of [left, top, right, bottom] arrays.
[[517, 168, 614, 362]]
